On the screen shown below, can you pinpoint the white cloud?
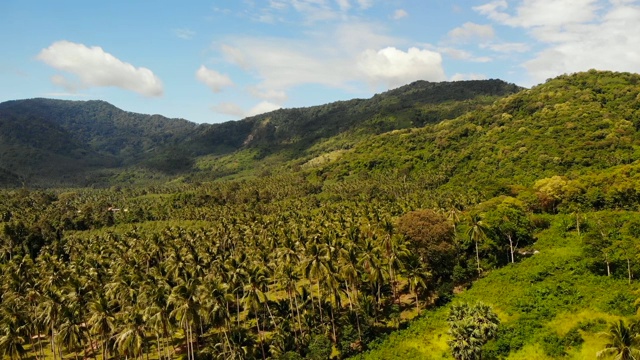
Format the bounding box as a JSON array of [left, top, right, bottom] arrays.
[[212, 101, 281, 118], [448, 22, 495, 42], [451, 73, 488, 81], [476, 0, 640, 84], [336, 0, 351, 11], [474, 0, 600, 29], [392, 9, 408, 20], [196, 65, 234, 92], [357, 47, 447, 87], [270, 1, 288, 10], [211, 102, 246, 117], [217, 22, 440, 93], [287, 0, 339, 23], [482, 42, 531, 53], [174, 28, 195, 40], [356, 0, 373, 9], [247, 101, 282, 116], [439, 47, 492, 62], [37, 41, 163, 97], [249, 87, 289, 102]]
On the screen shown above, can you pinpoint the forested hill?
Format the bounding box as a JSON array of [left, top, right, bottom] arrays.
[[321, 70, 640, 195], [0, 79, 520, 187], [0, 99, 197, 186]]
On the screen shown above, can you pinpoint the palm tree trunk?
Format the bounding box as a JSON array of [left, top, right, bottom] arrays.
[[475, 239, 482, 273], [316, 281, 323, 323], [87, 331, 98, 360], [255, 309, 266, 360], [287, 290, 298, 343], [156, 334, 162, 360], [236, 294, 241, 328], [293, 293, 303, 337], [508, 234, 515, 263], [330, 305, 337, 342], [183, 324, 190, 360], [51, 322, 57, 360]]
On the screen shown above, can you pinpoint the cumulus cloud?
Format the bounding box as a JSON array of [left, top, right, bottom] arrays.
[[211, 102, 246, 117], [217, 22, 444, 94], [196, 65, 234, 92], [448, 22, 495, 42], [439, 47, 492, 62], [249, 87, 288, 102], [474, 0, 600, 29], [37, 40, 163, 97], [357, 47, 447, 87], [476, 0, 640, 84], [247, 101, 281, 117], [392, 9, 408, 20], [212, 101, 281, 118]]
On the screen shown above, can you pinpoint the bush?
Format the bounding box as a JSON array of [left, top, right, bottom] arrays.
[[306, 334, 332, 360]]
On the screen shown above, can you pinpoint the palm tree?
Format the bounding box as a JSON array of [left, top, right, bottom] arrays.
[[466, 213, 488, 275], [0, 324, 26, 360], [87, 292, 116, 360], [303, 242, 331, 323], [113, 309, 147, 360], [169, 278, 201, 360], [447, 302, 500, 360], [597, 320, 640, 359], [403, 254, 430, 313], [0, 296, 27, 360]]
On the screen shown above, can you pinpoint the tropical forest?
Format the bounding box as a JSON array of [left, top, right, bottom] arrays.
[[2, 70, 640, 360]]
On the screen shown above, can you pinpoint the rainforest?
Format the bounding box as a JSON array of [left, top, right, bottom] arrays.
[[1, 70, 640, 360]]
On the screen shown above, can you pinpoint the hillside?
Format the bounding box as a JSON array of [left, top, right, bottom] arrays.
[[321, 70, 640, 192], [1, 71, 640, 360], [0, 79, 521, 187]]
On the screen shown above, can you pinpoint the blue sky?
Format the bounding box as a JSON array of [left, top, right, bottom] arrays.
[[2, 0, 640, 123]]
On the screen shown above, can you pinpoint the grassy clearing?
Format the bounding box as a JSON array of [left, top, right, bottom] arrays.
[[356, 213, 640, 359]]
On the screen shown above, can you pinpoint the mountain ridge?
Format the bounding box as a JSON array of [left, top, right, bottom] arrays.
[[0, 79, 522, 187]]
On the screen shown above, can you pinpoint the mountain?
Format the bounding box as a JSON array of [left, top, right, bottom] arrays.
[[0, 79, 521, 187], [0, 98, 197, 186]]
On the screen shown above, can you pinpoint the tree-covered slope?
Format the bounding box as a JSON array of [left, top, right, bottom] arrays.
[[322, 70, 640, 192], [0, 79, 521, 187]]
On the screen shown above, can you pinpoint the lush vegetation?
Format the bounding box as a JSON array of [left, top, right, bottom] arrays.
[[0, 70, 640, 360], [0, 80, 520, 187]]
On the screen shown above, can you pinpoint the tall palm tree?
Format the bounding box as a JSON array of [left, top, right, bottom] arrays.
[[403, 254, 430, 313], [597, 320, 640, 359], [169, 278, 201, 360], [466, 213, 488, 275], [0, 296, 27, 360], [303, 242, 331, 323], [114, 309, 147, 360], [87, 292, 116, 360]]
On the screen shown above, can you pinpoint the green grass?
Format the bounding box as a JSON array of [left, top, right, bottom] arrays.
[[355, 213, 640, 359]]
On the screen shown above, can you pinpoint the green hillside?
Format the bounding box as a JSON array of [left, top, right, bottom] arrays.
[[0, 71, 639, 360], [0, 79, 520, 187]]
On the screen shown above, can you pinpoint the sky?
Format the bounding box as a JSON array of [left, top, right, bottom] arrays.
[[2, 0, 640, 124]]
